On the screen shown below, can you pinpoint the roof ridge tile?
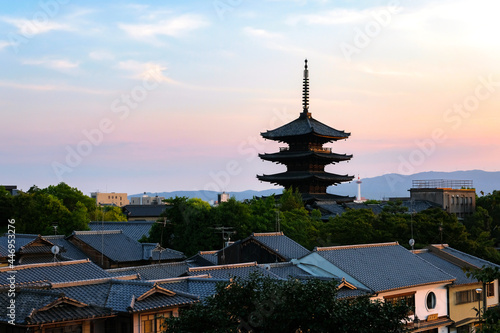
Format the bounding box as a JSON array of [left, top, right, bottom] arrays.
[[188, 261, 257, 272], [314, 242, 398, 251]]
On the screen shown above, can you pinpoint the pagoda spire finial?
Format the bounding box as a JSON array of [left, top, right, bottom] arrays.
[[302, 59, 309, 114]]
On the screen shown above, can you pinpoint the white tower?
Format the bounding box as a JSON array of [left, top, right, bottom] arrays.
[[356, 176, 363, 202]]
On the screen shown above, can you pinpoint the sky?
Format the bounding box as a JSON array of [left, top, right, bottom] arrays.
[[1, 0, 499, 196]]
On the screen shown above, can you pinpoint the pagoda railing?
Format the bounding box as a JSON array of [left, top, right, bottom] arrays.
[[412, 179, 474, 189], [278, 147, 333, 153], [311, 147, 332, 153]]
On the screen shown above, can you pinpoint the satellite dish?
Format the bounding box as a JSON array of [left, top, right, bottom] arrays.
[[51, 245, 60, 255], [409, 239, 415, 247]]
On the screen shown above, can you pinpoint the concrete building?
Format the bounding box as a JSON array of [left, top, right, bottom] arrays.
[[91, 192, 129, 207], [409, 180, 476, 219], [130, 193, 166, 205]]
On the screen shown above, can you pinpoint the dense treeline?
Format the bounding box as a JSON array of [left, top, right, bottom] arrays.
[[0, 183, 126, 235], [164, 273, 411, 333], [143, 188, 500, 263]]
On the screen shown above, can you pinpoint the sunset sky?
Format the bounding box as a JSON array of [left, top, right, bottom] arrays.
[[1, 0, 499, 196]]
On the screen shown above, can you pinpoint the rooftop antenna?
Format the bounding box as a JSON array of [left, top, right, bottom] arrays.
[[214, 226, 235, 264], [409, 200, 415, 251], [275, 204, 281, 232], [302, 59, 310, 115]]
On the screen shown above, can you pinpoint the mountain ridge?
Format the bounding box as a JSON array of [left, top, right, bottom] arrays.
[[129, 170, 500, 202]]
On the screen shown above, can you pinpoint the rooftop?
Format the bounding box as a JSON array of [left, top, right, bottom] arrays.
[[315, 242, 456, 293]]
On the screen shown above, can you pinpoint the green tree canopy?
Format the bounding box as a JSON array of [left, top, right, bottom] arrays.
[[164, 273, 411, 333]]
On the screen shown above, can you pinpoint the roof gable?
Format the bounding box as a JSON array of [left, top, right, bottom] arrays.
[[248, 232, 310, 261]]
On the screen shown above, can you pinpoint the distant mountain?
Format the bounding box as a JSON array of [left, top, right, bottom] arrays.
[[129, 170, 500, 202], [331, 170, 500, 200]]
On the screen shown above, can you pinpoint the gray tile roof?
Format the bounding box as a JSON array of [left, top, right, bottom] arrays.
[[0, 259, 110, 288], [257, 262, 313, 279], [187, 250, 218, 267], [43, 235, 89, 260], [70, 230, 184, 263], [315, 242, 456, 293], [251, 232, 311, 260], [59, 279, 198, 313], [0, 279, 198, 324], [187, 262, 281, 280], [0, 234, 88, 262], [159, 277, 224, 300], [0, 289, 61, 324], [416, 251, 475, 285], [88, 221, 155, 241], [441, 246, 500, 270], [0, 233, 40, 251], [27, 298, 115, 325], [107, 261, 190, 280]]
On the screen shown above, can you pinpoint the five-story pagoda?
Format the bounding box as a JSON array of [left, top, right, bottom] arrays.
[[257, 60, 354, 202]]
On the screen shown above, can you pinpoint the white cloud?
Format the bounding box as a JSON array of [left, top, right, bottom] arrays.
[[1, 17, 72, 36], [243, 27, 282, 39], [0, 40, 13, 50], [23, 59, 80, 71], [286, 8, 385, 26], [118, 14, 209, 39], [89, 51, 115, 61], [116, 60, 171, 82]]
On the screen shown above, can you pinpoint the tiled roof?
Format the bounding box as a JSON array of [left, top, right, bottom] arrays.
[[257, 262, 313, 279], [70, 230, 184, 263], [59, 279, 198, 313], [122, 205, 168, 218], [0, 245, 8, 257], [315, 242, 455, 293], [27, 297, 115, 325], [0, 234, 88, 262], [0, 233, 41, 251], [441, 245, 500, 270], [107, 261, 190, 280], [43, 235, 89, 260], [0, 289, 60, 324], [0, 279, 198, 324], [261, 113, 350, 141], [159, 277, 224, 300], [187, 250, 218, 267], [251, 232, 311, 260], [0, 259, 110, 288], [88, 221, 155, 241], [187, 262, 281, 280], [414, 245, 500, 286], [416, 251, 475, 285]]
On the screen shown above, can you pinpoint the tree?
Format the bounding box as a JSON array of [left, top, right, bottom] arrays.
[[465, 266, 500, 332], [0, 186, 14, 231], [143, 197, 218, 256], [164, 273, 411, 333], [40, 182, 96, 213], [320, 209, 377, 246]]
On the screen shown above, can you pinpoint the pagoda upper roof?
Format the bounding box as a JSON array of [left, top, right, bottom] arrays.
[[261, 112, 350, 141], [257, 171, 353, 184], [259, 150, 352, 163]]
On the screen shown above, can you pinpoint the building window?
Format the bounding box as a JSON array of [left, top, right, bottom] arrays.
[[384, 292, 415, 315], [487, 282, 495, 297], [456, 289, 481, 305], [426, 291, 436, 310], [141, 311, 172, 333]]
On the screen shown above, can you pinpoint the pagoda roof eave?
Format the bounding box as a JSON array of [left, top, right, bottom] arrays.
[[257, 171, 354, 183], [259, 151, 353, 162], [260, 114, 350, 141]]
